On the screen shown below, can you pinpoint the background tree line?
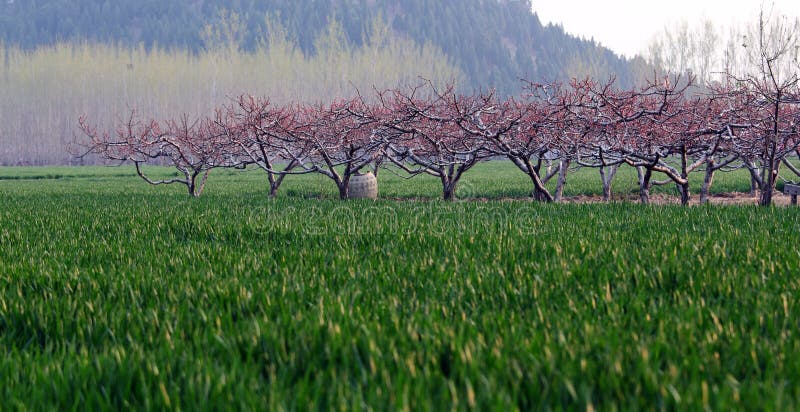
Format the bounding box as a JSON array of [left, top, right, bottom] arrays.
[[0, 16, 462, 165], [0, 0, 647, 95], [644, 5, 800, 88]]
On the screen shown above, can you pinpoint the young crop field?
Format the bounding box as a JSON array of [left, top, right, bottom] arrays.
[[1, 163, 800, 410]]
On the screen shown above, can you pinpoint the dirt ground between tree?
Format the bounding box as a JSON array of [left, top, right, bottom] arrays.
[[387, 192, 798, 206], [561, 192, 797, 206]]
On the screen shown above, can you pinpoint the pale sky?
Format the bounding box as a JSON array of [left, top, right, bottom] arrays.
[[533, 1, 800, 58]]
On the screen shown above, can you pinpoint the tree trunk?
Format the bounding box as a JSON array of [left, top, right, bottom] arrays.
[[338, 181, 349, 200], [372, 158, 382, 177], [602, 183, 611, 202], [554, 159, 570, 202], [268, 173, 288, 198], [679, 182, 690, 206], [195, 170, 210, 197], [529, 173, 553, 202], [750, 173, 759, 196], [188, 171, 208, 197], [759, 100, 782, 207], [599, 164, 619, 202], [700, 160, 715, 204], [525, 159, 553, 202], [442, 182, 456, 201], [269, 181, 280, 198], [638, 166, 652, 204], [759, 186, 773, 206], [679, 146, 690, 206], [268, 173, 278, 198], [759, 162, 779, 206]]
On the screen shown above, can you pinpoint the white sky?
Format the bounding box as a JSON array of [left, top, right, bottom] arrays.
[[532, 0, 800, 58]]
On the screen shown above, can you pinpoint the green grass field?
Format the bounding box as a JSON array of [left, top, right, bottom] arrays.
[[1, 163, 799, 410]]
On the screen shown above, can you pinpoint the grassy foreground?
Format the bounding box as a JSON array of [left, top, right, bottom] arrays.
[[1, 164, 799, 410]]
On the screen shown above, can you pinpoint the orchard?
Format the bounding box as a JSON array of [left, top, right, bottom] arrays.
[[78, 74, 800, 206]]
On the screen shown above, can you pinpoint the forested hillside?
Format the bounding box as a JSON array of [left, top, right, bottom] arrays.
[[0, 0, 650, 94], [0, 0, 657, 165]]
